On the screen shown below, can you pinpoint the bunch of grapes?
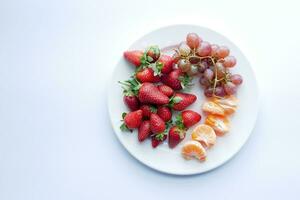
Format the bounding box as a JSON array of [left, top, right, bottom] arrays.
[[173, 33, 243, 98]]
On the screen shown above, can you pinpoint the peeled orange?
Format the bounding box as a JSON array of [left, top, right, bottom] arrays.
[[181, 141, 206, 161], [205, 115, 230, 136], [191, 124, 216, 148]]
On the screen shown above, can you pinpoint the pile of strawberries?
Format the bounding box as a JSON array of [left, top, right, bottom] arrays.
[[120, 46, 201, 148]]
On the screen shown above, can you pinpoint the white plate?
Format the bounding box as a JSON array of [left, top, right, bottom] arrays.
[[108, 25, 258, 175]]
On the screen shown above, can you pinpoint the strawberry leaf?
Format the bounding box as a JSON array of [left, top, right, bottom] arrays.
[[168, 96, 182, 107], [122, 112, 127, 119], [149, 105, 157, 113], [179, 74, 193, 89], [120, 123, 131, 132], [155, 133, 165, 141], [175, 114, 185, 130]]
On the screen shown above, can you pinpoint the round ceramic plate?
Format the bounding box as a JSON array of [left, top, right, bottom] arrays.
[[108, 24, 258, 175]]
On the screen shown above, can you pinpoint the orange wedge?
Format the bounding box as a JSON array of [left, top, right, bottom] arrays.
[[211, 96, 238, 115], [205, 115, 230, 136], [191, 124, 216, 148], [202, 101, 225, 116], [181, 141, 206, 161]]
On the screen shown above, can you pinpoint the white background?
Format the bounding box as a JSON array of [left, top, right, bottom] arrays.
[[0, 0, 299, 199]]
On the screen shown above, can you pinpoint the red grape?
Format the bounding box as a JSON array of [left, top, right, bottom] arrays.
[[224, 82, 237, 95], [196, 41, 212, 56], [186, 33, 202, 49], [204, 88, 214, 97], [177, 59, 191, 72], [210, 44, 219, 57], [215, 86, 226, 97], [223, 56, 236, 68], [216, 46, 230, 58], [179, 42, 191, 56], [231, 74, 243, 85], [204, 68, 214, 81]]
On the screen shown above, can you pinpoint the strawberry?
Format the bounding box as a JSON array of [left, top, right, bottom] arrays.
[[138, 120, 151, 142], [169, 92, 197, 111], [161, 69, 192, 90], [146, 46, 160, 63], [158, 55, 174, 74], [136, 68, 160, 83], [157, 84, 174, 97], [176, 110, 201, 128], [123, 95, 139, 111], [138, 83, 169, 105], [120, 110, 143, 131], [157, 106, 172, 122], [150, 113, 166, 134], [119, 79, 169, 105], [140, 104, 157, 118], [151, 133, 167, 148], [123, 50, 143, 67], [168, 126, 186, 148]]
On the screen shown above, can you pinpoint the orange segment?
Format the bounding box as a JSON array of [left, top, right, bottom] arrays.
[[205, 115, 230, 136], [181, 141, 206, 161], [211, 96, 238, 115], [202, 101, 225, 116], [191, 124, 216, 148]]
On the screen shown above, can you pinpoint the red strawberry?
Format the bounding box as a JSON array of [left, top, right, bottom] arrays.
[[138, 83, 169, 105], [146, 46, 160, 63], [168, 126, 186, 148], [170, 92, 197, 111], [161, 69, 191, 90], [151, 134, 167, 148], [176, 110, 201, 128], [157, 106, 172, 122], [138, 120, 151, 142], [140, 104, 157, 118], [123, 95, 139, 111], [124, 50, 143, 67], [161, 69, 182, 90], [157, 84, 174, 97], [150, 113, 166, 134], [158, 55, 174, 74], [136, 68, 160, 83], [122, 110, 143, 129]]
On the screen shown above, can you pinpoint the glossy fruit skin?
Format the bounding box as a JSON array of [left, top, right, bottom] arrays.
[[151, 134, 167, 148], [177, 59, 191, 72], [196, 41, 212, 56], [223, 56, 236, 68], [216, 46, 230, 58], [157, 106, 172, 122], [181, 110, 201, 128], [158, 55, 174, 74], [138, 83, 169, 105], [172, 92, 197, 111], [161, 69, 183, 90], [230, 74, 243, 85], [186, 33, 202, 49], [123, 50, 143, 67], [140, 104, 156, 119], [168, 126, 185, 148], [157, 84, 174, 97], [178, 42, 191, 56], [150, 113, 166, 134], [210, 44, 219, 57], [123, 95, 140, 111], [224, 82, 237, 95], [138, 120, 151, 142], [124, 110, 143, 129], [136, 68, 160, 83]]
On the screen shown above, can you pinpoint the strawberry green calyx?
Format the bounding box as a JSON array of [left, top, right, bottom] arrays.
[[168, 95, 182, 107], [118, 78, 141, 97], [178, 74, 193, 89], [120, 112, 131, 132], [155, 132, 166, 141], [175, 114, 186, 130]]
